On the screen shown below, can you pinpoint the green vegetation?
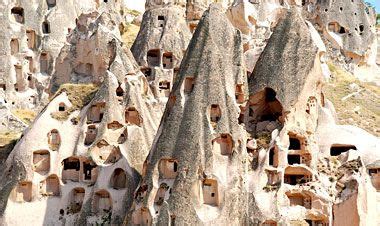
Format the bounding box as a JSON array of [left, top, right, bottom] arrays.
[[11, 109, 37, 125], [51, 84, 99, 121], [324, 62, 379, 136]]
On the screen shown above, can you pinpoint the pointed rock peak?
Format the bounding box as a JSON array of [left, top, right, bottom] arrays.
[[131, 6, 191, 69], [178, 2, 244, 83], [51, 12, 140, 93], [249, 8, 319, 110], [127, 4, 248, 225]]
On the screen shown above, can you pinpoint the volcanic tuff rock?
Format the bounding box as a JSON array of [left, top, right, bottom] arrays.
[[311, 0, 376, 59], [131, 6, 191, 103], [50, 12, 127, 93], [244, 7, 379, 225], [0, 0, 123, 124], [249, 9, 318, 111], [131, 7, 191, 69], [126, 3, 249, 225], [302, 0, 380, 83], [0, 12, 161, 226], [145, 0, 186, 10], [0, 0, 379, 225]]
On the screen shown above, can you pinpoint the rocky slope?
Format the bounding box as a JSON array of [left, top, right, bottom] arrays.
[[0, 0, 379, 226], [126, 4, 248, 224], [0, 11, 161, 225]]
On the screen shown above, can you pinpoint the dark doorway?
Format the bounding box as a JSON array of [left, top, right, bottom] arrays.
[[289, 137, 301, 150], [330, 144, 357, 156], [288, 154, 301, 165]]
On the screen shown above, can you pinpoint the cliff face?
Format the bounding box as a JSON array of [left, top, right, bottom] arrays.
[[126, 4, 249, 225], [0, 12, 161, 226], [0, 1, 379, 226], [249, 8, 318, 111], [313, 0, 375, 58], [0, 0, 123, 124], [131, 6, 191, 106], [244, 8, 379, 226]]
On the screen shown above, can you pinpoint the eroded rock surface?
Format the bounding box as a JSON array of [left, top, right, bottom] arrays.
[[0, 1, 378, 226]]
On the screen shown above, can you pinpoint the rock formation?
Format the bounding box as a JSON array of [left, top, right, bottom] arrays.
[[304, 0, 379, 83], [0, 0, 122, 124], [0, 0, 379, 225], [0, 12, 161, 225], [131, 5, 191, 104], [126, 4, 248, 225], [244, 7, 378, 225]]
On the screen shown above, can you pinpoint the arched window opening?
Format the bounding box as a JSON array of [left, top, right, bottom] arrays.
[[93, 190, 112, 213], [48, 129, 61, 151], [268, 147, 278, 167], [110, 168, 126, 189], [368, 166, 380, 191], [184, 76, 195, 94], [82, 159, 97, 181], [306, 96, 317, 115], [68, 187, 85, 214], [159, 159, 178, 179], [154, 183, 169, 205], [33, 150, 50, 174], [10, 38, 19, 55], [327, 22, 346, 34], [42, 21, 51, 34], [157, 15, 165, 27], [162, 52, 173, 69], [284, 166, 312, 185], [11, 7, 24, 24], [84, 125, 97, 145], [249, 88, 283, 130], [87, 102, 105, 123], [286, 192, 312, 209], [125, 107, 142, 126], [26, 30, 36, 49], [47, 0, 56, 9], [14, 65, 25, 92], [141, 68, 153, 80], [40, 52, 49, 74], [266, 170, 281, 187], [58, 102, 66, 112], [13, 181, 32, 202], [212, 134, 233, 156], [147, 49, 160, 67], [107, 121, 123, 130], [116, 86, 124, 97], [62, 157, 80, 182], [210, 104, 221, 123], [288, 135, 301, 150], [158, 80, 171, 97], [40, 174, 60, 196], [202, 179, 219, 206]]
